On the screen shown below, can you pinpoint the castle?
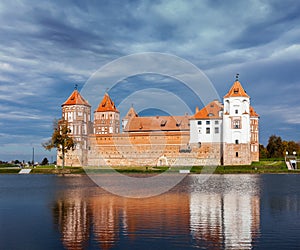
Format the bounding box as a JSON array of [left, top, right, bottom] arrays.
[[57, 77, 259, 167]]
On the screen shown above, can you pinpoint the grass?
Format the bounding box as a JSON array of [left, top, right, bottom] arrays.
[[0, 168, 20, 174], [0, 159, 298, 175]]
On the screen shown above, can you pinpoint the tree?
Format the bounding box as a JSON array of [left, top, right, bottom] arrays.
[[41, 157, 49, 165], [42, 120, 75, 168], [259, 144, 268, 159], [282, 140, 300, 156], [266, 135, 284, 158]]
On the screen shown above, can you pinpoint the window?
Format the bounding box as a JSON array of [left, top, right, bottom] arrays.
[[233, 119, 241, 129], [206, 121, 210, 125], [198, 129, 201, 134], [215, 120, 219, 125], [235, 139, 239, 144], [235, 109, 238, 114], [197, 121, 202, 125], [215, 127, 219, 134], [236, 152, 239, 157], [206, 127, 210, 134]]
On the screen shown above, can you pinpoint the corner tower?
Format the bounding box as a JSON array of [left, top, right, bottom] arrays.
[[94, 93, 120, 134], [223, 76, 251, 165], [122, 106, 138, 131], [60, 86, 92, 166]]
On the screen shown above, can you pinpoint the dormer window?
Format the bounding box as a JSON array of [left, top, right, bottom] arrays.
[[234, 88, 239, 94], [160, 120, 167, 126]]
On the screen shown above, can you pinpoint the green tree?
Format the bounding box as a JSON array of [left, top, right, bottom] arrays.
[[42, 120, 75, 168], [259, 144, 268, 159], [282, 140, 300, 156], [41, 157, 49, 165], [266, 135, 284, 158]]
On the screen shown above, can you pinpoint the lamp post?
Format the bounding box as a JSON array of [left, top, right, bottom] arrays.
[[285, 151, 288, 162]]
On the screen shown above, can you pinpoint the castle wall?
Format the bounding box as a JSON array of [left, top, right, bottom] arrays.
[[223, 143, 251, 165], [87, 132, 222, 167]]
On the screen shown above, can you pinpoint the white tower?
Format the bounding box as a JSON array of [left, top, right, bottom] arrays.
[[223, 75, 251, 165]]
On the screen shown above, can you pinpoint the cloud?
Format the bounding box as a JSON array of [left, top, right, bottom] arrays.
[[0, 0, 299, 160]]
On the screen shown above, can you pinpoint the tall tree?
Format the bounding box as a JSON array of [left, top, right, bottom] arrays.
[[259, 144, 268, 159], [266, 135, 284, 158], [42, 120, 75, 168]]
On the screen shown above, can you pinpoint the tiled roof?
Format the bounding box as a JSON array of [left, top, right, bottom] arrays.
[[250, 106, 259, 117], [192, 100, 223, 119], [124, 115, 190, 132], [124, 107, 138, 120], [95, 93, 119, 113], [224, 80, 249, 98], [62, 90, 90, 107]]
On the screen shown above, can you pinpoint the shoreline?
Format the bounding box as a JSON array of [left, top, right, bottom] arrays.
[[0, 164, 299, 175]]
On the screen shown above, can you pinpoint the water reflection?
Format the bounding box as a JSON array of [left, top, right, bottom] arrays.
[[53, 191, 90, 250], [52, 175, 260, 249], [190, 175, 260, 249]]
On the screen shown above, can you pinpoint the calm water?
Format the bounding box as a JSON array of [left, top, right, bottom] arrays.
[[1, 174, 300, 250]]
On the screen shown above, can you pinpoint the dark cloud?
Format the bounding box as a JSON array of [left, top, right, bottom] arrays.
[[231, 1, 300, 49], [0, 0, 299, 160]]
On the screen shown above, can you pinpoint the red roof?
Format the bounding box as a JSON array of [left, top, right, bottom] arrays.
[[62, 90, 90, 106], [224, 81, 249, 98], [124, 106, 138, 119], [95, 93, 119, 112], [250, 106, 259, 117], [192, 100, 223, 119], [124, 115, 190, 132]]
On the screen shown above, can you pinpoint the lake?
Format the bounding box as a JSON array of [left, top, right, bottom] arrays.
[[0, 174, 300, 249]]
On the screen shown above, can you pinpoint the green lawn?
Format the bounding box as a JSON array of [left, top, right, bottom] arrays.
[[0, 159, 298, 175]]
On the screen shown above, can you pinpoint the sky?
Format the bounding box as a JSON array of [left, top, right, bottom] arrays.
[[0, 0, 300, 162]]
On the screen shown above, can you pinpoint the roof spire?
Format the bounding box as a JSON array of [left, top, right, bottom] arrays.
[[74, 84, 78, 90], [236, 73, 239, 81]]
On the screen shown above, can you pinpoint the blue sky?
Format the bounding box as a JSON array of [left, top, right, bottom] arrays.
[[0, 0, 299, 162]]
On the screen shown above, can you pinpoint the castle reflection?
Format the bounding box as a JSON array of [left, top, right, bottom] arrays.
[[53, 175, 260, 249]]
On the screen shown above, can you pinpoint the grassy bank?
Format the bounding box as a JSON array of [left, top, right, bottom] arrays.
[[0, 159, 298, 175]]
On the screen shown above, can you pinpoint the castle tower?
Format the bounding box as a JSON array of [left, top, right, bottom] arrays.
[[122, 106, 138, 131], [250, 106, 259, 162], [60, 86, 92, 166], [94, 93, 120, 134], [223, 76, 252, 165]]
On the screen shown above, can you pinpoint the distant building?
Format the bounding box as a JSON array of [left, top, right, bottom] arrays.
[[57, 78, 259, 166]]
